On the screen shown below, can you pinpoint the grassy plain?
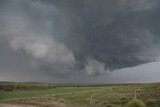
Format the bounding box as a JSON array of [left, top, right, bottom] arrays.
[[0, 82, 160, 107]]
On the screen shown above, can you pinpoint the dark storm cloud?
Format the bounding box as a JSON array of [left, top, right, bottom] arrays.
[[48, 0, 160, 70], [0, 0, 160, 78]]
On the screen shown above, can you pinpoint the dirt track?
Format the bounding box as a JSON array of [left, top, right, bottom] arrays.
[[0, 104, 37, 107]]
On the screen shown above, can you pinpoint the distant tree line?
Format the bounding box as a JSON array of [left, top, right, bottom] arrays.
[[1, 82, 159, 91], [0, 83, 56, 91]]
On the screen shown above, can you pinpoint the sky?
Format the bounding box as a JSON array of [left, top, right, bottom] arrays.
[[0, 0, 160, 83]]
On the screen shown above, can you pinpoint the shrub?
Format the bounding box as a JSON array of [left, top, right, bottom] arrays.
[[105, 104, 114, 107], [126, 99, 146, 107]]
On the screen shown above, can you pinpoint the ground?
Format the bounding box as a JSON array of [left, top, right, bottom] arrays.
[[0, 83, 160, 107]]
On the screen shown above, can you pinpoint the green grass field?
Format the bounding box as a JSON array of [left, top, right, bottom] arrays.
[[0, 87, 101, 100], [0, 83, 160, 107]]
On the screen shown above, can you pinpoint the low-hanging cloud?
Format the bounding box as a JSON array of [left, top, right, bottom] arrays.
[[0, 0, 160, 78], [0, 0, 108, 77], [84, 58, 109, 76]]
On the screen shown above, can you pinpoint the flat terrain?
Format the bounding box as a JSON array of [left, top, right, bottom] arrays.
[[0, 82, 160, 107]]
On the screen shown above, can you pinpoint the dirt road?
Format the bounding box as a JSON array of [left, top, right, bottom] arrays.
[[0, 104, 37, 107]]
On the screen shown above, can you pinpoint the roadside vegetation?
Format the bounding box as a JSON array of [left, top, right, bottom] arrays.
[[126, 98, 146, 107]]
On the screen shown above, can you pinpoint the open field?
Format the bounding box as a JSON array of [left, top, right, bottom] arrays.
[[0, 82, 160, 107]]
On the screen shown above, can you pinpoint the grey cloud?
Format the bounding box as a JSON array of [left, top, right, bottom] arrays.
[[113, 0, 158, 12], [0, 0, 107, 77], [0, 0, 76, 77], [84, 58, 109, 76], [0, 0, 160, 79]]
